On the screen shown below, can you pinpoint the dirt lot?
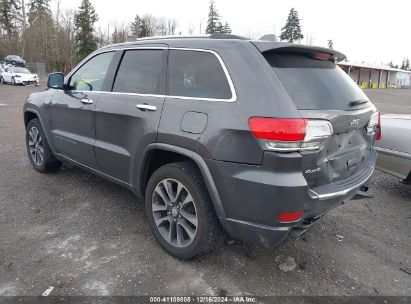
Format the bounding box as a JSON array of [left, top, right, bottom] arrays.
[[365, 89, 411, 115], [0, 84, 410, 297]]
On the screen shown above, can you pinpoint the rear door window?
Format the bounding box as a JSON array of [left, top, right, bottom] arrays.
[[113, 50, 164, 94], [168, 50, 232, 100], [264, 53, 370, 110]]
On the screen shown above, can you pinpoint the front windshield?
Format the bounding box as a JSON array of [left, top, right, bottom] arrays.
[[13, 67, 31, 74]]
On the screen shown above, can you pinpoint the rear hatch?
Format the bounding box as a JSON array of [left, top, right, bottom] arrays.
[[259, 45, 376, 188]]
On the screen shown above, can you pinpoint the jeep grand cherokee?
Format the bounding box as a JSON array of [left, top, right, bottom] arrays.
[[23, 34, 380, 259]]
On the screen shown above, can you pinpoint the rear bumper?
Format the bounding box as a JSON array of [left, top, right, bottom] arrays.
[[308, 163, 374, 200], [206, 149, 377, 247]]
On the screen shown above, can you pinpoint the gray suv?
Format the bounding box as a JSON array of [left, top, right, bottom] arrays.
[[23, 35, 380, 259]]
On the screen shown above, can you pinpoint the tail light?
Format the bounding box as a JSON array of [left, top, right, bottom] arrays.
[[248, 117, 333, 152], [313, 52, 332, 60], [366, 111, 381, 140]]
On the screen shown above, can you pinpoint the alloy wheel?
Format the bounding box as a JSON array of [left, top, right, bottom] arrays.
[[28, 126, 44, 166], [152, 178, 198, 248]]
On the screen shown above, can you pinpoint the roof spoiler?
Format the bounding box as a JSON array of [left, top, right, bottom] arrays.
[[251, 41, 346, 62]]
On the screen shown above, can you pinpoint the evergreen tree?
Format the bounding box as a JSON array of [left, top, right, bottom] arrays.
[[400, 58, 406, 69], [206, 0, 221, 34], [280, 8, 304, 43], [74, 0, 98, 62], [405, 58, 410, 70], [139, 17, 151, 37], [221, 22, 231, 34], [27, 0, 51, 24], [387, 61, 394, 68], [205, 1, 231, 34], [24, 0, 54, 65], [0, 0, 22, 38], [327, 39, 333, 49], [130, 14, 142, 38]]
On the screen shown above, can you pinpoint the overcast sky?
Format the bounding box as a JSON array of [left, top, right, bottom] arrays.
[[57, 0, 410, 65]]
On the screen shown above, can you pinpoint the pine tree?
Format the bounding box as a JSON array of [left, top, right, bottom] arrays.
[[280, 8, 304, 43], [206, 0, 221, 34], [0, 0, 22, 38], [221, 22, 231, 34], [74, 0, 98, 62], [27, 0, 50, 24], [327, 39, 333, 49], [24, 0, 54, 65], [405, 58, 410, 70], [400, 58, 406, 70], [130, 14, 142, 38]]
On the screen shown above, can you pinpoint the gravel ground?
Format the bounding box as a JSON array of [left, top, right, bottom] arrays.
[[0, 84, 410, 297], [365, 89, 411, 114]]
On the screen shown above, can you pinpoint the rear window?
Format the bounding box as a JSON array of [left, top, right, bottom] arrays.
[[264, 53, 369, 110], [168, 50, 232, 100]]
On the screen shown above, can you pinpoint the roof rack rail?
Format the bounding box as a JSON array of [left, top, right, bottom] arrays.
[[209, 33, 248, 40], [133, 35, 209, 41], [100, 34, 249, 49]]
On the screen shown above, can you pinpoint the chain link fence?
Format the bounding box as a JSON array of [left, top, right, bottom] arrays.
[[26, 62, 47, 78]]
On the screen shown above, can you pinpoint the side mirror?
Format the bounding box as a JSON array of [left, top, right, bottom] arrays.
[[47, 72, 64, 90]]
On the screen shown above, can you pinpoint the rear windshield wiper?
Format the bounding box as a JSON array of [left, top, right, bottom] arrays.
[[350, 99, 369, 106]]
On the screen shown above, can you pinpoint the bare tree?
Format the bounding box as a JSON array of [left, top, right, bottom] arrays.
[[111, 22, 128, 44], [188, 21, 195, 35], [95, 25, 110, 47], [167, 18, 177, 35], [246, 31, 260, 40], [157, 17, 168, 36], [140, 14, 158, 37]]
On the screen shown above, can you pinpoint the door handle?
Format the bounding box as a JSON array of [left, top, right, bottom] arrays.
[[81, 98, 94, 104], [136, 104, 157, 111]]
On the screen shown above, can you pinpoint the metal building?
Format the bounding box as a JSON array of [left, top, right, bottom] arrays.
[[338, 62, 411, 89]]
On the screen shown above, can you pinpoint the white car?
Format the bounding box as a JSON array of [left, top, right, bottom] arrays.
[[375, 114, 411, 184], [1, 66, 39, 86]]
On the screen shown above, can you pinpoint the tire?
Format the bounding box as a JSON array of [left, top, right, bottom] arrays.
[[12, 78, 16, 86], [0, 77, 4, 84], [26, 118, 62, 173], [145, 161, 224, 260]]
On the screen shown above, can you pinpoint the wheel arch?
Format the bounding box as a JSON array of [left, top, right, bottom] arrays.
[[23, 108, 56, 153], [24, 110, 39, 127], [137, 143, 228, 224]]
